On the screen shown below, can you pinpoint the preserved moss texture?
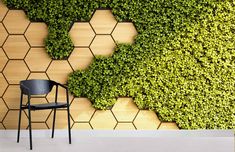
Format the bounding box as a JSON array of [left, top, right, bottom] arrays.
[[4, 0, 235, 129]]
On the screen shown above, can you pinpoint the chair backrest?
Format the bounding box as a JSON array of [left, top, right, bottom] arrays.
[[20, 79, 55, 95]]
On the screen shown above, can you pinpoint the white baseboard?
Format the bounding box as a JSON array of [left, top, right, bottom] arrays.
[[0, 130, 234, 152]]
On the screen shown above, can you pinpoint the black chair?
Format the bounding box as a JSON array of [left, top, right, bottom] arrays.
[[17, 79, 71, 150]]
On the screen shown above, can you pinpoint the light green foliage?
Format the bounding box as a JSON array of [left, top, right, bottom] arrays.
[[4, 0, 235, 129]]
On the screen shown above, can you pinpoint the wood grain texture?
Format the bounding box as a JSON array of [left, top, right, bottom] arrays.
[[90, 110, 117, 130], [25, 23, 48, 46], [0, 123, 4, 129], [90, 35, 116, 57], [68, 48, 94, 71], [3, 85, 27, 109], [72, 123, 92, 130], [3, 110, 28, 129], [0, 48, 8, 71], [158, 122, 179, 130], [133, 110, 161, 130], [0, 0, 8, 21], [46, 110, 73, 129], [69, 22, 95, 47], [115, 123, 136, 130], [25, 48, 51, 72], [0, 23, 8, 46], [0, 73, 8, 96], [112, 98, 139, 122], [30, 123, 48, 129], [70, 98, 95, 122], [0, 98, 8, 121], [3, 35, 30, 59], [3, 60, 30, 84], [112, 22, 138, 44], [27, 73, 49, 80], [3, 10, 30, 34], [90, 10, 117, 34], [46, 60, 73, 84]]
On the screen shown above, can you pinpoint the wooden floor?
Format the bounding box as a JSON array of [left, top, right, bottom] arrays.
[[0, 130, 233, 152]]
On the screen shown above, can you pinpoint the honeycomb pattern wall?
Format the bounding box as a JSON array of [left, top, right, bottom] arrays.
[[0, 2, 179, 130]]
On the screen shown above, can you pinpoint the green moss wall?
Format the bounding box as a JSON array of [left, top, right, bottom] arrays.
[[4, 0, 235, 129]]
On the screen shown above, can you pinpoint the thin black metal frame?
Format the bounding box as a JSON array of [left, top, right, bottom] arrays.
[[17, 80, 71, 150]]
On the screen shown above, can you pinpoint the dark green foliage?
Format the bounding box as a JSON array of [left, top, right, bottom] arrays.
[[5, 0, 235, 129]]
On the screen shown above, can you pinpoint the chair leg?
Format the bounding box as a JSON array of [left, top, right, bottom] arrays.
[[67, 106, 71, 144], [51, 108, 56, 138], [17, 108, 22, 143], [28, 108, 33, 150], [17, 92, 23, 143]]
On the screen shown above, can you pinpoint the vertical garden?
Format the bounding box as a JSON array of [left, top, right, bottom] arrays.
[[4, 0, 235, 129]]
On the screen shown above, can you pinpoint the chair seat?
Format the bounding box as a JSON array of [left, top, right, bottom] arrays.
[[23, 102, 68, 110]]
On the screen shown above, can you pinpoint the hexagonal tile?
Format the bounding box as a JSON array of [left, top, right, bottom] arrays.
[[25, 98, 51, 122], [0, 98, 8, 121], [46, 86, 74, 103], [46, 110, 73, 129], [25, 48, 51, 72], [112, 98, 139, 122], [112, 22, 138, 44], [30, 123, 48, 129], [115, 123, 136, 130], [69, 22, 95, 47], [25, 23, 48, 47], [90, 35, 116, 57], [3, 10, 30, 34], [0, 73, 8, 96], [0, 48, 8, 71], [72, 123, 92, 130], [46, 60, 73, 84], [3, 60, 30, 84], [133, 110, 161, 130], [158, 122, 179, 130], [68, 48, 94, 71], [3, 85, 27, 109], [3, 110, 28, 129], [90, 10, 117, 34], [3, 35, 30, 59], [0, 23, 8, 46], [27, 73, 49, 80], [70, 98, 95, 122], [90, 110, 117, 130], [0, 1, 8, 21], [0, 123, 5, 129]]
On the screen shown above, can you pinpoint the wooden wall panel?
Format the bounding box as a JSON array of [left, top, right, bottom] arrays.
[[3, 85, 27, 109], [3, 110, 28, 129], [0, 23, 8, 46], [46, 60, 73, 84], [0, 0, 8, 21], [25, 48, 51, 72], [90, 10, 117, 34], [25, 23, 48, 47], [3, 35, 30, 59], [69, 22, 95, 47], [3, 60, 30, 84], [3, 10, 30, 34], [0, 3, 179, 130]]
